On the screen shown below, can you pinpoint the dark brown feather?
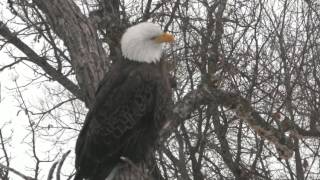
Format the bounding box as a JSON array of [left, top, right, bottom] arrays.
[[74, 58, 172, 180]]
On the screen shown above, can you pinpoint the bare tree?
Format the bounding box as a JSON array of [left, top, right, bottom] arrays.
[[1, 0, 320, 179]]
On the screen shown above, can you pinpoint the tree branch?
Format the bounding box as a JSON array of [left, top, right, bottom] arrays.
[[165, 86, 295, 160], [0, 163, 35, 180], [47, 161, 58, 180], [56, 150, 71, 180], [0, 130, 9, 179], [0, 21, 84, 102]]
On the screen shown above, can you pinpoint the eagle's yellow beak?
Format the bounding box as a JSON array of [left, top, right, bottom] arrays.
[[153, 32, 175, 43]]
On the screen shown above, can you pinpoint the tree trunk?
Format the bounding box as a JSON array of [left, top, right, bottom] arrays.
[[34, 0, 109, 107]]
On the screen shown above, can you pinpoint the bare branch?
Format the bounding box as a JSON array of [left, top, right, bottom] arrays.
[[166, 86, 294, 159], [0, 59, 23, 72], [47, 161, 58, 180], [56, 150, 71, 180], [0, 21, 84, 101], [0, 163, 35, 180], [0, 130, 9, 179]]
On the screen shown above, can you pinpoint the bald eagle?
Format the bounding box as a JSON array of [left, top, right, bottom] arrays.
[[74, 22, 174, 180]]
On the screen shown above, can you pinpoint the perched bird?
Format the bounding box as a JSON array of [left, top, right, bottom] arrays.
[[74, 22, 174, 180]]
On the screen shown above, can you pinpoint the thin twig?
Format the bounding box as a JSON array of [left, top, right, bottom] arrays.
[[0, 130, 10, 178], [56, 150, 71, 180]]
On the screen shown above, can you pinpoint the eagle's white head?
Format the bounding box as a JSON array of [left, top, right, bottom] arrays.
[[121, 22, 174, 63]]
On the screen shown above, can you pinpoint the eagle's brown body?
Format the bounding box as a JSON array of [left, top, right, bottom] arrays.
[[74, 58, 172, 180]]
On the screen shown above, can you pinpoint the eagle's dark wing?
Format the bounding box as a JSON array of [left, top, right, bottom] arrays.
[[75, 65, 160, 179], [75, 64, 126, 172]]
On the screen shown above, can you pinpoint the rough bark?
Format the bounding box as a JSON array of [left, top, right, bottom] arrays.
[[33, 0, 109, 107]]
